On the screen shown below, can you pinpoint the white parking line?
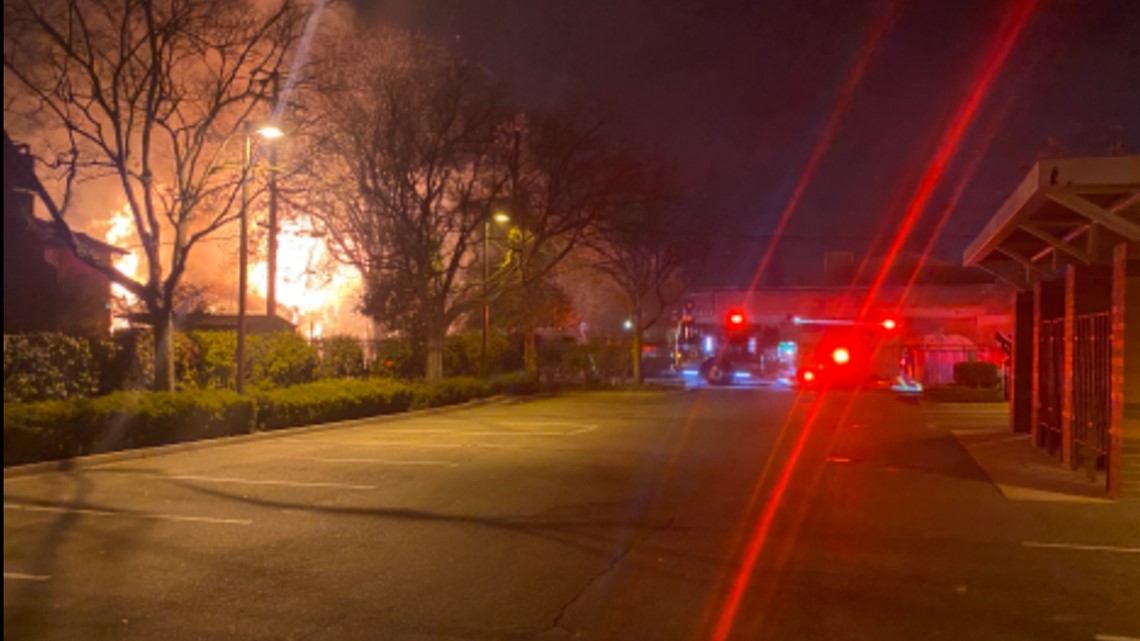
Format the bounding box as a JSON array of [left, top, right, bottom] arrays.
[[346, 423, 599, 437], [1022, 541, 1140, 554], [278, 438, 517, 449], [304, 457, 460, 467], [4, 572, 51, 582], [4, 503, 251, 525], [98, 472, 376, 490], [1095, 635, 1140, 641]]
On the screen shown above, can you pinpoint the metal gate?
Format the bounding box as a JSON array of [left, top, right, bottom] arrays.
[[1072, 313, 1111, 478], [1037, 319, 1064, 458]]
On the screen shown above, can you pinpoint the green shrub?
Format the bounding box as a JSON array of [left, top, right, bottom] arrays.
[[248, 331, 318, 388], [253, 378, 415, 430], [490, 371, 543, 395], [4, 373, 528, 467], [953, 361, 1000, 389], [85, 390, 255, 450], [410, 377, 493, 409], [186, 331, 237, 389], [317, 335, 366, 379], [3, 333, 99, 402], [369, 337, 416, 378], [3, 399, 90, 464], [3, 389, 254, 466]]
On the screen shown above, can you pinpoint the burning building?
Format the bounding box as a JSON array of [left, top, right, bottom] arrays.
[[3, 140, 126, 337]]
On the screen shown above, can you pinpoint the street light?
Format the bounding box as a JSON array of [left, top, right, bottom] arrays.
[[482, 211, 510, 376], [236, 122, 284, 394]]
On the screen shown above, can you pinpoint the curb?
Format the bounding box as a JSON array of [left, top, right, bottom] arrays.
[[3, 395, 511, 480]]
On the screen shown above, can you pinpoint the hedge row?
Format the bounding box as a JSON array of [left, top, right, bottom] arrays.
[[3, 331, 554, 403], [3, 374, 536, 467]]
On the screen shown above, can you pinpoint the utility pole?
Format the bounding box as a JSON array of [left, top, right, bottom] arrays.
[[266, 71, 280, 318], [236, 127, 252, 395]]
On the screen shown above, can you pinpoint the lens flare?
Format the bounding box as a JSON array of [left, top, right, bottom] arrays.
[[860, 0, 1040, 320]]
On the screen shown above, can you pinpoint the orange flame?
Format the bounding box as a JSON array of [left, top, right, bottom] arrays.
[[249, 216, 363, 338]]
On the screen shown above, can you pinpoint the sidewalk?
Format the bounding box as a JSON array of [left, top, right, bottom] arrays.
[[921, 402, 1112, 503]]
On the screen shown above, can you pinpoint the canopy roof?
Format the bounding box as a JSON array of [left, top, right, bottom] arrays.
[[963, 156, 1140, 289]]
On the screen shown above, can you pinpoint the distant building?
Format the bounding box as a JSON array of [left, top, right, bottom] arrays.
[[124, 312, 296, 335], [3, 140, 126, 337]]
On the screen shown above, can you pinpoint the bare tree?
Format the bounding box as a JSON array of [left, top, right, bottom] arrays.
[[308, 29, 505, 380], [496, 106, 644, 375], [585, 166, 695, 384], [4, 0, 308, 389]]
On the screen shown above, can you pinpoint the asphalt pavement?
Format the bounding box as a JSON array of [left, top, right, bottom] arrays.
[[4, 388, 1139, 641]]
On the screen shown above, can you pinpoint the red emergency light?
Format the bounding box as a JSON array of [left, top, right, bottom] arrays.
[[727, 311, 746, 327], [832, 347, 851, 365], [881, 318, 898, 331]]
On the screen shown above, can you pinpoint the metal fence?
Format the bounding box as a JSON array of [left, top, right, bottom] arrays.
[[1037, 319, 1064, 459], [1072, 313, 1111, 476], [909, 345, 1006, 386]]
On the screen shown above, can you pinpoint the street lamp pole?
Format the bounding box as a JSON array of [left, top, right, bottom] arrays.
[[236, 127, 252, 394], [266, 71, 280, 318], [235, 122, 284, 394], [481, 217, 490, 376]]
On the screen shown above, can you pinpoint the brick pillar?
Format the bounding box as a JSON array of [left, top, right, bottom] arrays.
[[1110, 242, 1140, 499], [1032, 280, 1042, 447], [1012, 290, 1034, 433], [1062, 266, 1075, 467]]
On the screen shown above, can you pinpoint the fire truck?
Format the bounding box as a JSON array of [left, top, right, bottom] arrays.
[[674, 309, 780, 385], [675, 307, 913, 388], [788, 317, 909, 389]]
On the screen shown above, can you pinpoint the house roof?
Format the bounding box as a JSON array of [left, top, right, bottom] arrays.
[[125, 312, 296, 334], [27, 218, 128, 257], [5, 134, 128, 259], [962, 156, 1140, 289]]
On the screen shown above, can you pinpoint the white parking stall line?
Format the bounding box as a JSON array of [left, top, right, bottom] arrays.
[[4, 572, 51, 582], [278, 438, 518, 449], [4, 502, 252, 526], [1022, 541, 1140, 554], [354, 427, 598, 437], [303, 457, 460, 467], [98, 472, 376, 491]]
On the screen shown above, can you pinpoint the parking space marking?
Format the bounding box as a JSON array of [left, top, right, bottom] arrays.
[[1095, 635, 1140, 641], [278, 438, 518, 449], [4, 572, 51, 582], [303, 457, 460, 467], [342, 422, 599, 437], [4, 502, 252, 525], [96, 472, 377, 490], [1022, 541, 1140, 554]]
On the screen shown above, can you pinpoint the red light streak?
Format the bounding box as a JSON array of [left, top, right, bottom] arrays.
[[861, 0, 1039, 319], [743, 1, 899, 296], [707, 2, 1039, 639], [708, 391, 829, 641]]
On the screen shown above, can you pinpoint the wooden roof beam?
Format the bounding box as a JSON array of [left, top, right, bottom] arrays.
[[1047, 191, 1140, 241], [1021, 224, 1092, 264]]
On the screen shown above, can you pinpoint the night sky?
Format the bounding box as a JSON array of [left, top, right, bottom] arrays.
[[355, 0, 1139, 286]]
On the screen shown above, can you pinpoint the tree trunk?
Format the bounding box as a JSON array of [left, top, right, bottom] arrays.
[[524, 323, 538, 378], [425, 323, 445, 381], [153, 306, 176, 391], [631, 323, 643, 385]]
